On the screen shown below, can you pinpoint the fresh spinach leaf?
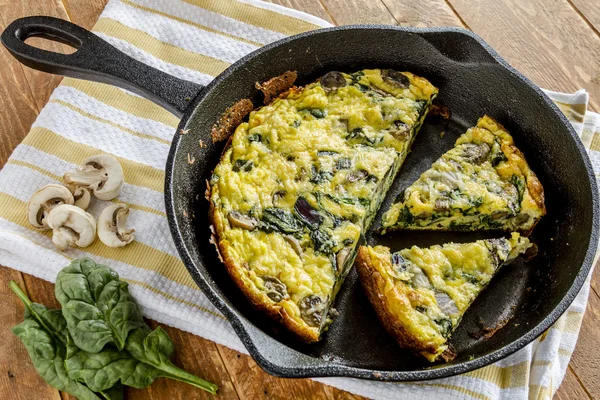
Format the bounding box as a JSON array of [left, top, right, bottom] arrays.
[[125, 327, 217, 393], [55, 258, 145, 353], [99, 384, 124, 400], [65, 343, 160, 391], [9, 281, 108, 400], [63, 325, 217, 394], [11, 260, 219, 398]]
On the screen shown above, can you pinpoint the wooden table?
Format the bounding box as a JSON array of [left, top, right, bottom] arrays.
[[1, 0, 599, 398]]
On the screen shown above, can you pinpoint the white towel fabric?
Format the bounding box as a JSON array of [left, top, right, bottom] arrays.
[[0, 1, 598, 399]]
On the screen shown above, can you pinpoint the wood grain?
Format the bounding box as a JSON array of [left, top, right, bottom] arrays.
[[380, 0, 462, 27], [268, 0, 333, 23], [0, 16, 38, 169], [448, 0, 600, 111], [0, 0, 599, 399], [218, 346, 348, 400], [319, 0, 396, 25], [569, 0, 600, 36], [0, 0, 72, 112], [0, 269, 62, 400], [61, 0, 107, 28], [568, 288, 600, 395], [555, 367, 593, 400]]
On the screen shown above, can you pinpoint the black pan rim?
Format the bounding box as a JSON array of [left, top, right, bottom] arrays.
[[164, 24, 600, 381]]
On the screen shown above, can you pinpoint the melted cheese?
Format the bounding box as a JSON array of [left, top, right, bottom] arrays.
[[211, 69, 437, 337], [361, 233, 530, 360], [382, 116, 545, 233]]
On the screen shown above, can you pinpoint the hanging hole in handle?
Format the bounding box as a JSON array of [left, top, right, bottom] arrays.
[[15, 25, 83, 56], [24, 35, 78, 55]]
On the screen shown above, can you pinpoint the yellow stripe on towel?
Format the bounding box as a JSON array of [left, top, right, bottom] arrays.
[[61, 78, 180, 127], [95, 18, 231, 76], [0, 192, 196, 289], [181, 0, 322, 36], [50, 99, 172, 145], [121, 0, 263, 47], [23, 127, 165, 193]]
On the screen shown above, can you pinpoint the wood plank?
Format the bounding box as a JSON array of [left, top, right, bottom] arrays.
[[589, 260, 600, 297], [217, 346, 365, 399], [61, 0, 108, 29], [555, 366, 592, 400], [566, 282, 600, 395], [319, 0, 396, 25], [569, 0, 600, 37], [267, 0, 333, 24], [0, 267, 62, 400], [380, 0, 462, 27], [0, 15, 39, 168], [0, 0, 73, 112], [448, 0, 600, 111]]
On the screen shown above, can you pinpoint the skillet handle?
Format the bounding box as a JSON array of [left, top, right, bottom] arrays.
[[1, 16, 203, 117]]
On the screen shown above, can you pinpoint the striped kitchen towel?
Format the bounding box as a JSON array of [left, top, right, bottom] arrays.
[[0, 1, 598, 399]]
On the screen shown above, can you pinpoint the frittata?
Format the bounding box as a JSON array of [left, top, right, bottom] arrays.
[[209, 69, 438, 342], [356, 233, 531, 361], [381, 116, 546, 234]]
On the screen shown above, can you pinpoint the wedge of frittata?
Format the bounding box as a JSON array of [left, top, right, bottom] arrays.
[[209, 69, 438, 342], [356, 233, 531, 361], [381, 116, 545, 234]]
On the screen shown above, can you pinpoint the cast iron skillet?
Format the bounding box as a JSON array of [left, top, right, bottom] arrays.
[[3, 16, 598, 381]]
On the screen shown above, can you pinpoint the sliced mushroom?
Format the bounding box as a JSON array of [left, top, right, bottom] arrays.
[[435, 292, 459, 316], [261, 276, 288, 302], [390, 121, 410, 141], [98, 204, 135, 247], [461, 143, 491, 165], [381, 69, 410, 89], [346, 169, 368, 183], [335, 247, 351, 273], [299, 295, 326, 328], [284, 234, 303, 257], [64, 155, 124, 200], [64, 183, 92, 210], [320, 71, 346, 91], [27, 184, 74, 230], [46, 204, 96, 250], [227, 210, 258, 230]]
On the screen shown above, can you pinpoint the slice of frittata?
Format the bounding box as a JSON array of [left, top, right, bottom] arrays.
[[381, 116, 546, 234], [209, 69, 438, 342], [356, 233, 531, 361]]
